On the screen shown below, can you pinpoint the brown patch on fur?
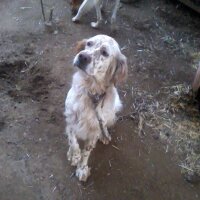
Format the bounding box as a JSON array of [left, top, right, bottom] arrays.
[[70, 0, 83, 15], [75, 40, 86, 54], [105, 54, 128, 86], [104, 58, 117, 86], [113, 55, 128, 85], [70, 0, 82, 7]]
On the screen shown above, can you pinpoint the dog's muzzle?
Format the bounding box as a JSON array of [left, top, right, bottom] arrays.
[[74, 53, 91, 71]]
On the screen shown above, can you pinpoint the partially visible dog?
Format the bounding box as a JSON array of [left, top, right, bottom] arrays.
[[70, 0, 83, 15], [64, 34, 127, 181], [70, 0, 120, 30]]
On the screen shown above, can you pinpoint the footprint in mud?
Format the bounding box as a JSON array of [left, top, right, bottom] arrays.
[[0, 60, 27, 81], [0, 60, 29, 101], [28, 74, 50, 101], [0, 60, 51, 101]]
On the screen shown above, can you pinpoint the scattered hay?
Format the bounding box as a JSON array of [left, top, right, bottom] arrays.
[[169, 85, 200, 182], [122, 83, 200, 182], [138, 113, 145, 137], [156, 84, 200, 182]]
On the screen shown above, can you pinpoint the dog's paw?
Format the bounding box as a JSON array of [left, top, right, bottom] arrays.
[[110, 18, 118, 32], [111, 23, 118, 32], [72, 16, 79, 22], [100, 135, 111, 145], [76, 165, 91, 182], [100, 128, 111, 145], [90, 22, 99, 28], [67, 148, 81, 166], [85, 145, 93, 151]]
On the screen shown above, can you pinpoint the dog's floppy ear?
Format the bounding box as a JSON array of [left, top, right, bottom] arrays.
[[113, 53, 128, 85], [75, 39, 86, 53]]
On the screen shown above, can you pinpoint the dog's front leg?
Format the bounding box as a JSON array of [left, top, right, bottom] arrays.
[[67, 132, 81, 166], [100, 124, 111, 145], [111, 0, 120, 31], [72, 0, 96, 22], [91, 1, 102, 28], [75, 149, 92, 181], [97, 112, 112, 144], [76, 136, 98, 181]]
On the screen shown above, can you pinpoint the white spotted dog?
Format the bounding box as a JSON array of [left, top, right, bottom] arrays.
[[70, 0, 121, 30], [64, 34, 128, 181]]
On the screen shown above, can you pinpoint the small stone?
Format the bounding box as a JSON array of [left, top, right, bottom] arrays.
[[53, 30, 58, 35]]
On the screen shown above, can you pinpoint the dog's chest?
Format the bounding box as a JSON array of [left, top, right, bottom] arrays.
[[88, 92, 106, 108]]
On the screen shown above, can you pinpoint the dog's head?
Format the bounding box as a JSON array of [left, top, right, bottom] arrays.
[[73, 35, 128, 85]]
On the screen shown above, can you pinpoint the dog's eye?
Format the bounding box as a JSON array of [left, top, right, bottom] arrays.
[[101, 49, 109, 57], [87, 41, 93, 47]]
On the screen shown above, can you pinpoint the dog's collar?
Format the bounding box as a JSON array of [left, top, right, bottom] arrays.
[[88, 91, 107, 139], [88, 92, 106, 108]]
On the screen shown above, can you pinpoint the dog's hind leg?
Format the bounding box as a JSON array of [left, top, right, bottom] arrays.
[[72, 0, 96, 22], [111, 0, 120, 30], [67, 131, 81, 166], [91, 0, 102, 28]]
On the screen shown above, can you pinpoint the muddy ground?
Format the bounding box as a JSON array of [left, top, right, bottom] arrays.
[[0, 0, 200, 199]]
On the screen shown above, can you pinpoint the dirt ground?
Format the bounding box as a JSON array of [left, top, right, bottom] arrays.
[[0, 0, 200, 199]]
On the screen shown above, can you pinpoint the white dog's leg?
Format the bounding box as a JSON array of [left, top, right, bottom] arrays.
[[91, 1, 102, 28], [67, 132, 81, 166], [75, 149, 92, 181], [111, 0, 120, 30], [72, 0, 97, 22], [76, 136, 98, 181], [100, 125, 111, 145], [100, 0, 104, 10]]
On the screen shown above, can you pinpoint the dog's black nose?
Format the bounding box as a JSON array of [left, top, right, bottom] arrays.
[[77, 53, 91, 70]]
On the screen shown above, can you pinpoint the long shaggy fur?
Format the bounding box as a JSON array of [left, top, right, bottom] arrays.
[[64, 34, 127, 181]]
